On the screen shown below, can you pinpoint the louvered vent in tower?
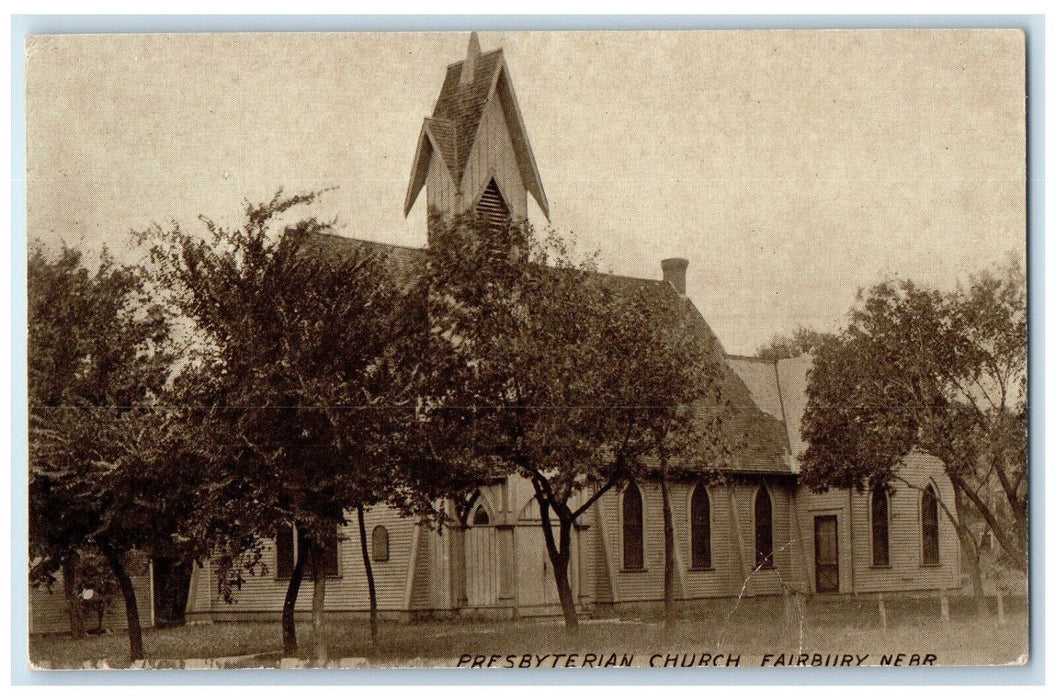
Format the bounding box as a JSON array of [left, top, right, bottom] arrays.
[[476, 179, 510, 232]]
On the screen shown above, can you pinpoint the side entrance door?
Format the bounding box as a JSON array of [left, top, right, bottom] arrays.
[[814, 515, 840, 593], [465, 505, 500, 608]]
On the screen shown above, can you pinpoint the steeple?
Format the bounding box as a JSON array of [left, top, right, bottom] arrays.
[[460, 32, 481, 86], [404, 32, 550, 237]]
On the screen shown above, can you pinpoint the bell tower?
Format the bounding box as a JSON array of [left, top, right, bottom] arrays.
[[404, 33, 550, 242]]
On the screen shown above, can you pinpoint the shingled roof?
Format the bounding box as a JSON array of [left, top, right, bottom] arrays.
[[431, 48, 505, 186], [723, 356, 796, 475], [306, 232, 799, 478], [405, 34, 550, 218]]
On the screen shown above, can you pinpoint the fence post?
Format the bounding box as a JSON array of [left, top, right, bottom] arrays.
[[939, 590, 950, 626], [996, 588, 1006, 626], [877, 593, 887, 631]]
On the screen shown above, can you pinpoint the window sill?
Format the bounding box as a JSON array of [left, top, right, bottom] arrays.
[[869, 564, 892, 569], [687, 566, 714, 573], [620, 568, 648, 573], [920, 562, 942, 568]]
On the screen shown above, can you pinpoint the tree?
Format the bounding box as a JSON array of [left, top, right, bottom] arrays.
[[755, 326, 830, 361], [424, 215, 727, 630], [627, 293, 730, 625], [28, 244, 189, 661], [143, 190, 461, 662], [799, 263, 1027, 604]]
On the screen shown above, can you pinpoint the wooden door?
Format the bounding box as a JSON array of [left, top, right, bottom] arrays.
[[516, 526, 566, 612], [814, 515, 840, 593], [465, 507, 499, 607]]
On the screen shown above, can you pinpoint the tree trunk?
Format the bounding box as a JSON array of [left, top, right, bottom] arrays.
[[951, 481, 987, 618], [310, 541, 328, 667], [537, 496, 578, 631], [98, 541, 144, 662], [61, 554, 86, 640], [660, 473, 677, 627], [948, 472, 1026, 571], [281, 538, 309, 657], [356, 505, 379, 647]]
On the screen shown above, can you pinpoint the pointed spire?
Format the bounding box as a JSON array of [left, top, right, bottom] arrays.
[[460, 32, 481, 86]]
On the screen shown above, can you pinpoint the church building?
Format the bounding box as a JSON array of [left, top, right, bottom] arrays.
[[184, 34, 961, 623]]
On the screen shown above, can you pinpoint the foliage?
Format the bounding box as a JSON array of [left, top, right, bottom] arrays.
[[799, 262, 1027, 570], [755, 326, 831, 361], [423, 213, 728, 628], [142, 190, 477, 657], [28, 244, 188, 658]]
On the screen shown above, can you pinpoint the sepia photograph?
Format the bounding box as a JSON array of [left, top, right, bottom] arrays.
[[23, 27, 1028, 671]]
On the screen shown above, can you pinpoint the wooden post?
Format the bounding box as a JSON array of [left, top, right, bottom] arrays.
[[997, 588, 1006, 626], [877, 593, 887, 631], [939, 590, 950, 626]]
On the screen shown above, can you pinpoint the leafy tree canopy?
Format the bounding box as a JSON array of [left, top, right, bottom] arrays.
[[799, 262, 1026, 569]]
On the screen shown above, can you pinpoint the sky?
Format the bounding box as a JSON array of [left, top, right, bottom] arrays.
[[25, 30, 1026, 356]]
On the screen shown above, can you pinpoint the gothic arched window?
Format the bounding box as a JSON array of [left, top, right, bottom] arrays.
[[754, 486, 774, 569], [690, 484, 712, 569], [622, 483, 644, 570], [871, 488, 890, 567], [921, 484, 940, 566], [472, 504, 491, 526], [372, 525, 390, 562]]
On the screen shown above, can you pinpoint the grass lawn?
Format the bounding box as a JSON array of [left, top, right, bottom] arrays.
[[30, 595, 1028, 669]]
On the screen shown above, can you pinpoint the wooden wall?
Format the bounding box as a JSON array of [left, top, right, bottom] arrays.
[[460, 96, 528, 219], [30, 569, 153, 635], [426, 95, 528, 221], [592, 479, 801, 604], [189, 505, 418, 620], [795, 452, 961, 595]]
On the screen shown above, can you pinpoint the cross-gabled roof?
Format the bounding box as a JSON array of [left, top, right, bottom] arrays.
[[405, 35, 550, 219], [306, 232, 798, 477]]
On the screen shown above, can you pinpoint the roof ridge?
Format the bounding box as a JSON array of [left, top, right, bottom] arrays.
[[310, 232, 425, 254], [725, 353, 776, 364]]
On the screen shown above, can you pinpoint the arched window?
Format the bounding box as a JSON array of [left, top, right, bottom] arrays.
[[372, 525, 389, 562], [754, 486, 774, 569], [622, 483, 644, 570], [871, 488, 890, 566], [921, 484, 940, 566], [690, 484, 712, 569], [472, 505, 491, 526]]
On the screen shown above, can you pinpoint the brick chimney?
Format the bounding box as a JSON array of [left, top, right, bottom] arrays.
[[661, 257, 688, 295]]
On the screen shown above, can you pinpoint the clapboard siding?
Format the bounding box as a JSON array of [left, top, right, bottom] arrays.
[[576, 520, 595, 607], [851, 452, 960, 593], [202, 506, 417, 616], [30, 569, 153, 635], [796, 453, 960, 595], [595, 479, 799, 603], [461, 97, 527, 219], [795, 487, 854, 594], [677, 483, 729, 599], [426, 149, 456, 213], [730, 482, 793, 596]]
